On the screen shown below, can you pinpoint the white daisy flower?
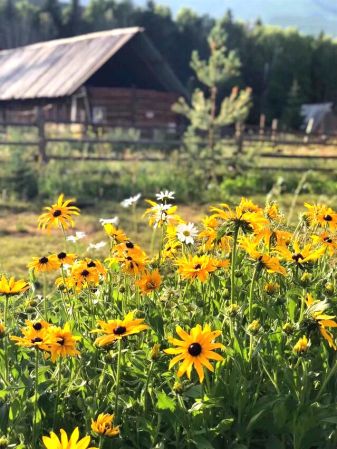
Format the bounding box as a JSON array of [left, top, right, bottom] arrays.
[[176, 223, 198, 245], [99, 216, 120, 226], [156, 190, 175, 202], [87, 241, 107, 251], [66, 231, 86, 242], [121, 193, 141, 208]]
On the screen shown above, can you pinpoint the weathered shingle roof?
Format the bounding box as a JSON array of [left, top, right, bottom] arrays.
[[0, 27, 186, 100]]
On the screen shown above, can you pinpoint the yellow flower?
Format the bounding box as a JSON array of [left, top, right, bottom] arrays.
[[240, 237, 286, 275], [0, 322, 5, 338], [294, 336, 310, 354], [54, 252, 77, 266], [28, 255, 59, 273], [0, 275, 29, 296], [311, 232, 337, 256], [276, 240, 324, 267], [92, 311, 149, 347], [144, 199, 181, 228], [164, 324, 224, 383], [136, 270, 162, 294], [264, 282, 280, 295], [10, 320, 51, 350], [306, 293, 337, 350], [42, 427, 97, 449], [104, 224, 127, 243], [38, 194, 80, 231], [176, 254, 217, 282], [91, 413, 120, 437], [46, 323, 80, 362], [304, 203, 337, 230]]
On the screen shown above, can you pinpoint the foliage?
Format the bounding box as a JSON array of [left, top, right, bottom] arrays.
[[1, 194, 337, 448], [173, 24, 252, 185]]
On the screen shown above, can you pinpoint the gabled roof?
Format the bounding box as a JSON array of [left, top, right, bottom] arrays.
[[0, 28, 187, 101]]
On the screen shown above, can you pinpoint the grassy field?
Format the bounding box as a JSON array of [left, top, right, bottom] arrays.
[[0, 192, 334, 276]]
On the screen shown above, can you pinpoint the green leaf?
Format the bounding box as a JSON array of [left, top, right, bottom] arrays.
[[156, 391, 176, 412]]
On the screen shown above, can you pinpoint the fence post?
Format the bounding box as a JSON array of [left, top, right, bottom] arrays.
[[36, 106, 48, 163], [234, 122, 244, 155], [259, 114, 266, 140], [271, 119, 278, 142]]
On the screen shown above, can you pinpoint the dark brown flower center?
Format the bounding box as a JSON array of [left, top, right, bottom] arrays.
[[87, 261, 96, 268], [31, 337, 43, 344], [58, 252, 67, 260], [57, 337, 65, 346], [324, 237, 333, 243], [324, 215, 333, 222], [188, 342, 202, 356], [33, 322, 42, 331], [126, 241, 134, 249], [81, 270, 89, 277], [113, 326, 126, 335], [146, 281, 156, 290], [194, 264, 201, 270], [39, 257, 49, 264], [53, 209, 62, 217], [292, 253, 304, 262]]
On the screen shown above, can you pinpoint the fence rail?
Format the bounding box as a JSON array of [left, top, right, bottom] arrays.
[[1, 111, 337, 167]]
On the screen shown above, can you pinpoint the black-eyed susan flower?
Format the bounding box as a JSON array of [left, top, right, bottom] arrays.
[[276, 240, 324, 268], [28, 255, 59, 273], [104, 224, 127, 243], [164, 324, 224, 383], [240, 237, 286, 275], [176, 254, 217, 282], [38, 194, 80, 231], [264, 282, 280, 295], [91, 413, 120, 437], [136, 270, 161, 294], [294, 335, 310, 354], [46, 323, 80, 362], [0, 275, 29, 295], [0, 322, 5, 338], [42, 427, 98, 449], [92, 311, 149, 347], [54, 252, 77, 267], [311, 232, 337, 256], [10, 320, 51, 350], [304, 203, 337, 230], [144, 200, 181, 228], [305, 293, 337, 350]]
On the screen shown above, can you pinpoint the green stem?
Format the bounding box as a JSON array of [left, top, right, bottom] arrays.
[[230, 226, 239, 305], [43, 274, 48, 320], [114, 339, 122, 422], [99, 437, 104, 449], [144, 361, 154, 412], [316, 356, 337, 401], [3, 296, 9, 383], [52, 357, 62, 429], [32, 349, 40, 448], [248, 264, 260, 361]]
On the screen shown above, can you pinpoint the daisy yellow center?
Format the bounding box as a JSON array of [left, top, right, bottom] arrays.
[[188, 342, 202, 356], [183, 230, 191, 236], [39, 257, 49, 264], [113, 326, 126, 335], [53, 209, 62, 217]]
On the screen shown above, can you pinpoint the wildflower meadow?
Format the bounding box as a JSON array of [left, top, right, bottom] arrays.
[[1, 192, 337, 449]]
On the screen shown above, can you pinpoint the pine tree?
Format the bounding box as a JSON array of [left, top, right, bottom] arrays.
[[173, 24, 252, 183]]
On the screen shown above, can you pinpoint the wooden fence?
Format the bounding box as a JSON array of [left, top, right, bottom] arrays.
[[1, 110, 337, 169]]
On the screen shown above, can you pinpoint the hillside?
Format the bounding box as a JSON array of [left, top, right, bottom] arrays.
[[132, 0, 337, 36]]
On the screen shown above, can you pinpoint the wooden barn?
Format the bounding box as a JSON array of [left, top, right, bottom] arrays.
[[0, 27, 187, 130]]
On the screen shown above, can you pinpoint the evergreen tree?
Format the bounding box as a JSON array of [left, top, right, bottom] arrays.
[[173, 24, 252, 183], [282, 79, 304, 130]]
